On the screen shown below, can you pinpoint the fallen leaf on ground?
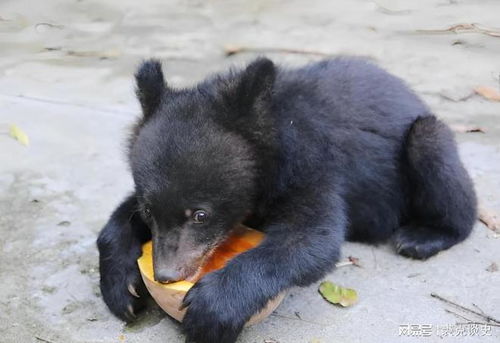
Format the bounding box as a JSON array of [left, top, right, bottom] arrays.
[[9, 124, 30, 146], [474, 86, 500, 101], [486, 262, 498, 272], [318, 281, 358, 307], [479, 207, 500, 233]]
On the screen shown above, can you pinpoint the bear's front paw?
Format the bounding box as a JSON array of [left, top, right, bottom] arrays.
[[99, 259, 148, 322], [182, 271, 248, 343]]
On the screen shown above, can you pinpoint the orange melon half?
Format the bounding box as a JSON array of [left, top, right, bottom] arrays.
[[137, 226, 286, 325]]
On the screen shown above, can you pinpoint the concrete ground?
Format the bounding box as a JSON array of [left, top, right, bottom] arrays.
[[0, 0, 499, 342]]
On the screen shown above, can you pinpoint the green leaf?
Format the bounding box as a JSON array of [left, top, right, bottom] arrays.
[[9, 124, 29, 146], [318, 281, 358, 307]]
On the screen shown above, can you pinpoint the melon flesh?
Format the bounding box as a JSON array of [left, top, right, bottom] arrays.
[[137, 226, 285, 325]]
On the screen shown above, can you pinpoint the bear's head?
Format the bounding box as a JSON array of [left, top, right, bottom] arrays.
[[128, 58, 276, 283]]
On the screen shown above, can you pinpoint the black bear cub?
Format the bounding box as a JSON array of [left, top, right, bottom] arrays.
[[97, 57, 477, 343]]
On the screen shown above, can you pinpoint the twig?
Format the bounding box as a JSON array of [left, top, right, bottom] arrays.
[[271, 312, 327, 327], [416, 23, 500, 38], [455, 322, 500, 327], [439, 92, 474, 102], [373, 2, 411, 16], [445, 308, 475, 323], [224, 45, 333, 58], [35, 22, 64, 30], [472, 303, 486, 316], [335, 256, 361, 268], [450, 125, 486, 134], [431, 293, 500, 324], [35, 336, 55, 343], [335, 261, 354, 268], [0, 93, 134, 117]]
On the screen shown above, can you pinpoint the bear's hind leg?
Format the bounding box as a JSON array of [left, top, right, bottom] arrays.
[[394, 116, 477, 259]]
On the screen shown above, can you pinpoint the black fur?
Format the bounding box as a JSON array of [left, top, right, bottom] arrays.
[[97, 57, 477, 342], [135, 59, 166, 119], [97, 195, 151, 321]]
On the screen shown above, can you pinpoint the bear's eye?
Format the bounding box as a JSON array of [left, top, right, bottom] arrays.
[[192, 210, 208, 224]]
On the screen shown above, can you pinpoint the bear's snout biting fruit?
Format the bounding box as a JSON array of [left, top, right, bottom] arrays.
[[137, 225, 285, 325]]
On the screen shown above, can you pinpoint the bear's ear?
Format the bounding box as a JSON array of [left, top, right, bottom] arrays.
[[135, 59, 167, 119], [224, 57, 276, 115]]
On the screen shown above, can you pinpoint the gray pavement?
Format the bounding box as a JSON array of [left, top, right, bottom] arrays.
[[0, 0, 499, 342]]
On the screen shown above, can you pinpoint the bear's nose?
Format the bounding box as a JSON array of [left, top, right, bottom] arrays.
[[154, 269, 181, 283]]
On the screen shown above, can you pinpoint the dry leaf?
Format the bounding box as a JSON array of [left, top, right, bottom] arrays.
[[486, 262, 498, 272], [479, 207, 500, 232], [9, 124, 30, 146], [318, 281, 358, 307], [474, 86, 500, 101]]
